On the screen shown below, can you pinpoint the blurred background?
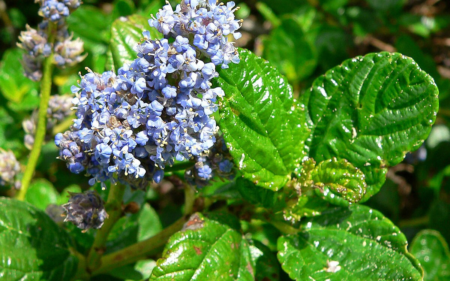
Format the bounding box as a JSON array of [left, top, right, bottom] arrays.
[[0, 0, 450, 262]]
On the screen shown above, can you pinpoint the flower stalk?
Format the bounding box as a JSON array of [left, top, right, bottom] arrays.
[[86, 183, 126, 272], [17, 21, 57, 201]]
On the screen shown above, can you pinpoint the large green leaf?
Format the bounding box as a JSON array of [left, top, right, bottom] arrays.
[[277, 204, 423, 280], [410, 230, 450, 281], [301, 52, 439, 201], [150, 213, 254, 280], [107, 14, 162, 72], [215, 49, 307, 190], [263, 17, 317, 83], [0, 198, 78, 280]]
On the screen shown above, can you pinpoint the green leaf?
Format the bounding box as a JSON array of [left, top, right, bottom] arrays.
[[410, 230, 450, 281], [312, 158, 367, 204], [0, 48, 39, 104], [150, 213, 255, 280], [365, 0, 406, 12], [67, 6, 112, 55], [237, 177, 277, 208], [112, 0, 136, 19], [107, 203, 162, 253], [25, 179, 59, 210], [108, 14, 162, 72], [0, 198, 78, 280], [301, 52, 439, 201], [277, 204, 423, 280], [215, 49, 308, 190], [429, 200, 450, 245], [248, 240, 281, 281], [263, 17, 317, 83]]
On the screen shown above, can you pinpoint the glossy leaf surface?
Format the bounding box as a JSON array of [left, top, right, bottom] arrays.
[[301, 52, 439, 200], [0, 198, 78, 280], [150, 213, 254, 280], [216, 49, 307, 190], [277, 204, 422, 280], [410, 230, 450, 281]]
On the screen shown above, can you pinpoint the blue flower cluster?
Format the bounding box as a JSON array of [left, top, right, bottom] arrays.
[[149, 0, 241, 69], [17, 0, 85, 81], [38, 0, 81, 22], [56, 0, 240, 188]]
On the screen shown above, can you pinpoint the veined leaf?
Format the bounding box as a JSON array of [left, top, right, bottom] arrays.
[[150, 212, 254, 280], [277, 204, 423, 280], [301, 52, 439, 201], [216, 49, 308, 190]]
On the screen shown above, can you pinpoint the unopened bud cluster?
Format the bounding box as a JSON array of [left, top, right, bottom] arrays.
[[56, 0, 240, 189], [62, 190, 107, 230], [17, 0, 85, 81], [23, 95, 72, 149], [0, 149, 21, 189]]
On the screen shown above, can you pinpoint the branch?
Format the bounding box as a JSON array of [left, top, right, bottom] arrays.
[[91, 216, 188, 276]]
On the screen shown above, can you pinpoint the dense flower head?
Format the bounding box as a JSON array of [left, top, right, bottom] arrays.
[[0, 149, 21, 189], [149, 0, 242, 69], [38, 0, 74, 22], [23, 95, 73, 149], [56, 0, 241, 189], [18, 0, 84, 80], [62, 190, 107, 230]]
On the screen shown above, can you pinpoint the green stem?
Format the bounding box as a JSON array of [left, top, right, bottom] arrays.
[[184, 185, 196, 215], [91, 216, 187, 276], [52, 114, 75, 135], [17, 22, 57, 201], [70, 247, 90, 281], [164, 161, 193, 172], [399, 216, 429, 228], [86, 183, 126, 272], [270, 220, 302, 235]]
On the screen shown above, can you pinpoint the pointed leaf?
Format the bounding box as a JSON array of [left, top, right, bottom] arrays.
[[277, 204, 423, 280], [301, 52, 439, 200], [216, 49, 308, 190]]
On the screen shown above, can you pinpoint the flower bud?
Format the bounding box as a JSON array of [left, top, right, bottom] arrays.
[[62, 190, 108, 230], [0, 149, 21, 189], [17, 25, 51, 57], [54, 37, 86, 67]]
